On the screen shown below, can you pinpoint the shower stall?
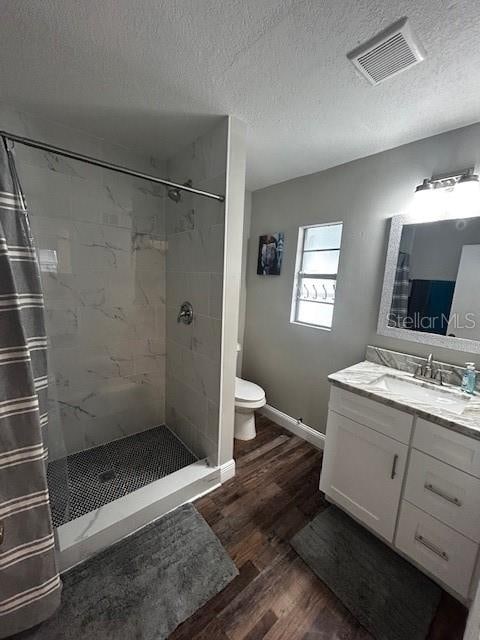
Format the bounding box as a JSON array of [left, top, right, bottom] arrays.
[[1, 106, 245, 570]]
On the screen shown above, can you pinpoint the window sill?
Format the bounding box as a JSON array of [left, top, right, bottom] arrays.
[[290, 320, 332, 332]]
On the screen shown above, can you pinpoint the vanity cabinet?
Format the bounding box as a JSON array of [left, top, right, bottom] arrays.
[[320, 411, 407, 542], [321, 385, 480, 601]]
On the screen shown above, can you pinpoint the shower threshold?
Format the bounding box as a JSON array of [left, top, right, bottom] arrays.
[[48, 425, 197, 527]]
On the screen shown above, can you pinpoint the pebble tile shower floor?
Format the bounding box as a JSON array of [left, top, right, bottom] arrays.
[[47, 425, 197, 527]]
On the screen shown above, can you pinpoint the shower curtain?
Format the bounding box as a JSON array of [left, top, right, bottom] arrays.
[[389, 251, 410, 328], [0, 139, 61, 638]]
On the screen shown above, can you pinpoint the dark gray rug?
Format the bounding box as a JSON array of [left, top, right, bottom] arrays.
[[15, 503, 238, 640], [291, 506, 441, 640]]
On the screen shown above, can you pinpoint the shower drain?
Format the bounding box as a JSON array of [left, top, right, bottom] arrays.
[[99, 470, 116, 483]]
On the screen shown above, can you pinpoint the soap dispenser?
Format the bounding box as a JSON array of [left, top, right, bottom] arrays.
[[461, 363, 477, 394]]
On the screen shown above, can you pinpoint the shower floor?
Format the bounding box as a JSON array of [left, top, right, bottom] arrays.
[[47, 425, 197, 528]]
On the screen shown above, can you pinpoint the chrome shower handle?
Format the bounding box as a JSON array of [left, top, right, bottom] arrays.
[[177, 301, 193, 325]]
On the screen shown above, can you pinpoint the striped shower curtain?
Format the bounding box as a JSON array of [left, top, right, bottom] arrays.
[[0, 139, 61, 638], [389, 251, 410, 328]]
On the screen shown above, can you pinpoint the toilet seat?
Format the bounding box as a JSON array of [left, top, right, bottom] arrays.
[[235, 377, 266, 409]]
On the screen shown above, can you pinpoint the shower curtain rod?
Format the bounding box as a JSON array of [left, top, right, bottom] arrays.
[[0, 130, 225, 203]]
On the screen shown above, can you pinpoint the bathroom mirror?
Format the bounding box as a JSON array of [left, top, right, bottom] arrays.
[[378, 213, 480, 353]]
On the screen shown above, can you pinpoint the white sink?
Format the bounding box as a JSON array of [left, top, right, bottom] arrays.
[[368, 374, 471, 416]]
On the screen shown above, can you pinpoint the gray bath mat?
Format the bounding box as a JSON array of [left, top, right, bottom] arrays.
[[18, 503, 238, 640], [291, 506, 441, 640]]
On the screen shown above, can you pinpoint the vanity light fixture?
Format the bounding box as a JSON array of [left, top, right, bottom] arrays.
[[414, 170, 474, 194], [414, 178, 437, 195], [412, 168, 480, 219]]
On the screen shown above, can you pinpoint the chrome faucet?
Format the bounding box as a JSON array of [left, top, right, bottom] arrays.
[[413, 353, 448, 386], [424, 353, 433, 378]]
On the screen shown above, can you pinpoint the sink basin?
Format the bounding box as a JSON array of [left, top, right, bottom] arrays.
[[368, 374, 472, 415]]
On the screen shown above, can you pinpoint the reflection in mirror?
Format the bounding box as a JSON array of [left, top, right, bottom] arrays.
[[389, 217, 480, 340]]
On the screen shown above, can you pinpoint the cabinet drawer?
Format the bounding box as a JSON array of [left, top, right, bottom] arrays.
[[329, 386, 413, 444], [413, 418, 480, 478], [405, 450, 480, 542], [396, 501, 478, 598]]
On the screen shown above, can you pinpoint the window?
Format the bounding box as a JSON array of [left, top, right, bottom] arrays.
[[290, 222, 343, 329]]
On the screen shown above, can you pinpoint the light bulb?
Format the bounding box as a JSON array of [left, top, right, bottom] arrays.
[[409, 182, 443, 221], [450, 175, 480, 218]]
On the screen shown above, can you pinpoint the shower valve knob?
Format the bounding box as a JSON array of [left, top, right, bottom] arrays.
[[177, 301, 193, 325]]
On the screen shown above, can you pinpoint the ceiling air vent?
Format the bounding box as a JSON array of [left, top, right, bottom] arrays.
[[348, 18, 426, 85]]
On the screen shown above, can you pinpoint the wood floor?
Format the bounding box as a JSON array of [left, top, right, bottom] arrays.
[[171, 415, 468, 640]]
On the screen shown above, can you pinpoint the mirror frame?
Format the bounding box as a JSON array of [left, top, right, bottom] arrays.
[[377, 213, 480, 354]]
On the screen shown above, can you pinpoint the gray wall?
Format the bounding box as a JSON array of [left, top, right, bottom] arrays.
[[165, 120, 228, 464], [243, 122, 480, 434], [0, 105, 167, 458]]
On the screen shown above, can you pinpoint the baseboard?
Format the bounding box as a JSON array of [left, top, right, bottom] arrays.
[[220, 458, 236, 482], [260, 404, 325, 450]]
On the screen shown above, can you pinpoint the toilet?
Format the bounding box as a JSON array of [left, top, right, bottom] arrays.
[[234, 345, 266, 440]]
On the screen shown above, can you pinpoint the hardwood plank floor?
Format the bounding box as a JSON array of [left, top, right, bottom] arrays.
[[171, 416, 468, 640]]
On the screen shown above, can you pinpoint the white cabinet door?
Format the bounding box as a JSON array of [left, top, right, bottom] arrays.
[[320, 410, 408, 542]]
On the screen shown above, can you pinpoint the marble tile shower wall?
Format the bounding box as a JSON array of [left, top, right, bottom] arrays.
[[0, 107, 167, 458], [165, 120, 228, 464]]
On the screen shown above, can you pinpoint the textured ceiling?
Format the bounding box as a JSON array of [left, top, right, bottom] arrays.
[[1, 0, 480, 190]]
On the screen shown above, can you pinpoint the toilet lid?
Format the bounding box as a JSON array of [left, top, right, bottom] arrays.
[[235, 377, 265, 402]]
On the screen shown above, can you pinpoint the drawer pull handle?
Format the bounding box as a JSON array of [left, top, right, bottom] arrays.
[[390, 454, 399, 479], [415, 534, 449, 561], [424, 483, 462, 507]]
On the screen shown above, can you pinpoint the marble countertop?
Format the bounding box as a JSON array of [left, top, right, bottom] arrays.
[[328, 360, 480, 440]]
